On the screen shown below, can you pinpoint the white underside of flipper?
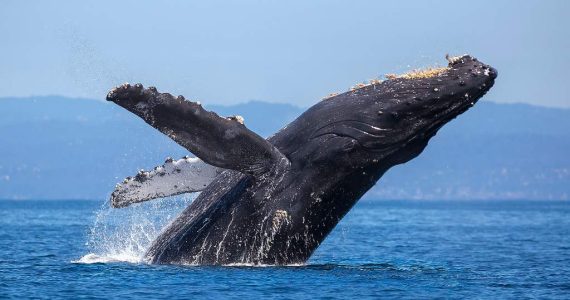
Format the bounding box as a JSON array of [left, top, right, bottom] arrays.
[[111, 156, 222, 208]]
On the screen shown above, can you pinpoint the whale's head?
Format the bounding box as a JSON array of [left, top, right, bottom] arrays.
[[279, 55, 497, 179]]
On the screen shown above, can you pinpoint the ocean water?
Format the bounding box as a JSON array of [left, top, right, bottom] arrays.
[[1, 199, 569, 299]]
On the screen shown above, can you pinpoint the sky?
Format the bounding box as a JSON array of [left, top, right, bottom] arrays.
[[1, 0, 568, 107]]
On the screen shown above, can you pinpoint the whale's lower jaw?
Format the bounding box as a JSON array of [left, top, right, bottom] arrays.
[[107, 54, 497, 265]]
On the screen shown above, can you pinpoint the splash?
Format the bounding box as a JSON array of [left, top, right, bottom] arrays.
[[75, 194, 196, 264]]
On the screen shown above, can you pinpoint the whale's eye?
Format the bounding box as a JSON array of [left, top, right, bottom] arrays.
[[390, 112, 400, 121]]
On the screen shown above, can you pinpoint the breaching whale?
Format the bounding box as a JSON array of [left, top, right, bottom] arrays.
[[106, 54, 497, 265]]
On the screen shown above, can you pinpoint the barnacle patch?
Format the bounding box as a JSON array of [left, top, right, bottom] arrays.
[[386, 67, 449, 80], [271, 210, 290, 232], [322, 56, 453, 99], [226, 115, 245, 125]]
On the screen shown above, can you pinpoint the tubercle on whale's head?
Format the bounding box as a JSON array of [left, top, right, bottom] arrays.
[[297, 54, 497, 169]]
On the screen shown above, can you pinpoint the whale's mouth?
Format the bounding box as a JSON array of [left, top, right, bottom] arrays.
[[312, 55, 497, 155]]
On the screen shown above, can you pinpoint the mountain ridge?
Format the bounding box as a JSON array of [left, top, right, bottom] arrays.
[[0, 96, 568, 200]]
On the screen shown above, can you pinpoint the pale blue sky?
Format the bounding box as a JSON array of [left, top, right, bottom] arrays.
[[1, 0, 568, 107]]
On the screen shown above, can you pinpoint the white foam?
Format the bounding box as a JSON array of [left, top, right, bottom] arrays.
[[75, 194, 196, 264], [73, 253, 141, 264], [222, 262, 305, 268]]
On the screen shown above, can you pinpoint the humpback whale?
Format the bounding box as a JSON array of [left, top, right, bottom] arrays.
[[106, 54, 497, 265]]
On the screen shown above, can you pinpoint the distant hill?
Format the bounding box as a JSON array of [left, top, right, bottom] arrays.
[[0, 96, 568, 200]]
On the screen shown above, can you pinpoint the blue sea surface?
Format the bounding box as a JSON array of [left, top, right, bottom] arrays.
[[1, 199, 569, 299]]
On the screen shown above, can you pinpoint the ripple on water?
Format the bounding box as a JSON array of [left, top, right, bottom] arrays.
[[1, 199, 569, 299]]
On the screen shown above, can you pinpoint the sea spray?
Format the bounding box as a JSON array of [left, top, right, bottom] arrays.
[[77, 194, 196, 264]]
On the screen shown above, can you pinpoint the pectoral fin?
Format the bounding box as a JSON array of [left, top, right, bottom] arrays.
[[111, 156, 221, 208], [106, 83, 290, 178]]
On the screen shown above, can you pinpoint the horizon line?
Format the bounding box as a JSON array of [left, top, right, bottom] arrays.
[[1, 95, 569, 110]]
